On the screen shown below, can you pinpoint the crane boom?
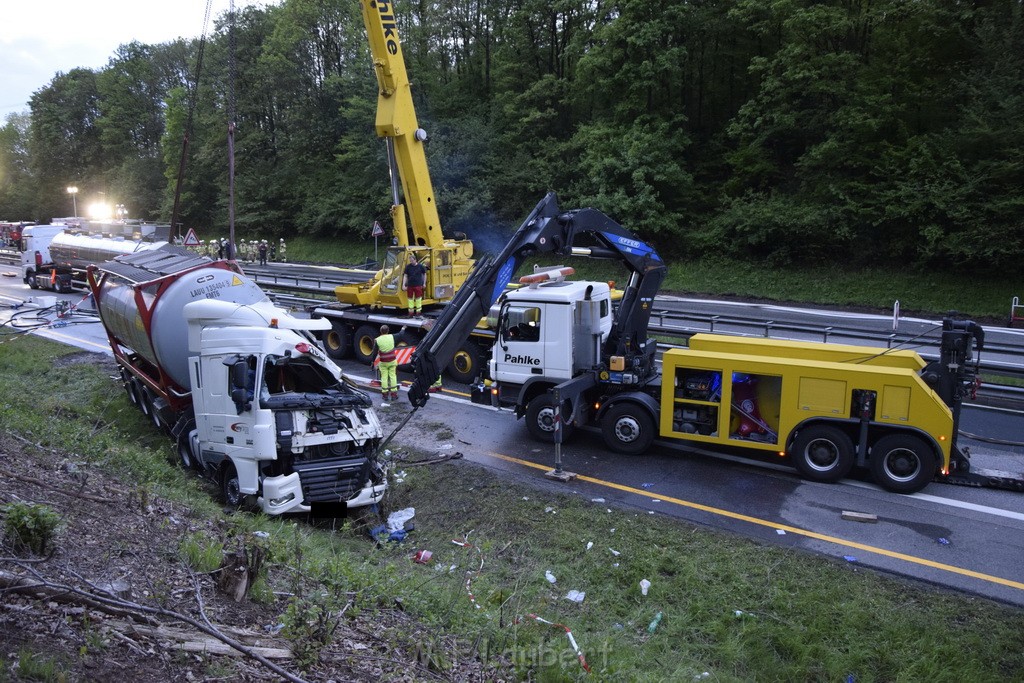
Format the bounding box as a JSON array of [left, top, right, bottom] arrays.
[[360, 0, 441, 249]]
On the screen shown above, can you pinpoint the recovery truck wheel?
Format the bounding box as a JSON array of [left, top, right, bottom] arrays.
[[525, 394, 575, 443], [322, 322, 352, 360], [353, 324, 378, 364], [447, 343, 483, 384], [870, 434, 936, 494], [601, 403, 656, 455], [791, 425, 854, 483]]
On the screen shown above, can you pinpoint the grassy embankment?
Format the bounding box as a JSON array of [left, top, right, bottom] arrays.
[[284, 236, 1019, 322], [1, 335, 1023, 680]]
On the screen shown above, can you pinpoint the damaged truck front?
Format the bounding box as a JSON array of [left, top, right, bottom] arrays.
[[87, 246, 387, 515]]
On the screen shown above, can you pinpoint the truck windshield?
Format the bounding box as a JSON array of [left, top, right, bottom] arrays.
[[262, 355, 341, 395]]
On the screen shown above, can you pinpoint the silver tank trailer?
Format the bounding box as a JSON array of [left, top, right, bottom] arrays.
[[49, 232, 167, 271], [95, 266, 268, 389]]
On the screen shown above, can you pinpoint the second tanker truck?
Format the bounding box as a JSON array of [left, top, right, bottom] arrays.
[[87, 246, 388, 515]]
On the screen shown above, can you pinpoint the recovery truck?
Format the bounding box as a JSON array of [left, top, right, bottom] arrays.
[[87, 246, 387, 515], [310, 0, 484, 382], [405, 193, 1003, 494]]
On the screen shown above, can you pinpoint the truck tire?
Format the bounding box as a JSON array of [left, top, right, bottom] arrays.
[[601, 403, 656, 455], [447, 343, 482, 384], [121, 370, 139, 406], [322, 322, 352, 360], [177, 426, 200, 471], [27, 272, 38, 289], [870, 434, 936, 494], [221, 464, 243, 507], [139, 387, 162, 430], [353, 324, 378, 364], [790, 425, 854, 483], [525, 394, 574, 443]]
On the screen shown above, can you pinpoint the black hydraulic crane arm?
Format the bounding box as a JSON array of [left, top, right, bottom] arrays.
[[406, 192, 666, 407]]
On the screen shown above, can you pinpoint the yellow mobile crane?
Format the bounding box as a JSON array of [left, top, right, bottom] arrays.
[[312, 0, 485, 381], [333, 0, 474, 309]]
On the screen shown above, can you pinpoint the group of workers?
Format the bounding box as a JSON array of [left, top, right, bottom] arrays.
[[373, 253, 441, 404], [187, 238, 287, 264]]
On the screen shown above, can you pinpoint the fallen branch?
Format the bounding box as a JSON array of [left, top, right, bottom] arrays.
[[0, 467, 110, 505]]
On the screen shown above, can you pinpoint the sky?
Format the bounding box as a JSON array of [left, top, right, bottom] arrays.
[[0, 0, 266, 121]]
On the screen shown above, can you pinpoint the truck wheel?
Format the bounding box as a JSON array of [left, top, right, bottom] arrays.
[[139, 388, 162, 430], [27, 272, 38, 289], [121, 370, 139, 406], [601, 403, 655, 455], [791, 425, 854, 483], [353, 325, 378, 364], [221, 464, 243, 507], [447, 343, 482, 384], [177, 427, 200, 471], [870, 434, 936, 494], [525, 395, 574, 443], [322, 322, 352, 360]]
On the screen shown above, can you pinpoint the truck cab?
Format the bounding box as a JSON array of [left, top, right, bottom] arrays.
[[19, 225, 71, 291]]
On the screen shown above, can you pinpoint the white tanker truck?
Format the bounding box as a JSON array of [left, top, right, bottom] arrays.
[[87, 245, 387, 515], [21, 226, 167, 292]]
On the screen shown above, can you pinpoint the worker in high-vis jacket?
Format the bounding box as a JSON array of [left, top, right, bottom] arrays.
[[374, 325, 399, 403]]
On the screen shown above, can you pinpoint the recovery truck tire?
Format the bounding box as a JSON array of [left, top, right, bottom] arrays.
[[870, 434, 936, 494], [447, 343, 483, 384], [525, 394, 575, 443], [322, 321, 352, 360], [353, 324, 378, 364], [601, 403, 656, 455], [791, 424, 855, 483]]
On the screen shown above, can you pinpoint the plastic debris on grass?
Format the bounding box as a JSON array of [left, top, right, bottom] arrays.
[[640, 579, 651, 596], [565, 590, 586, 603], [545, 570, 557, 584], [517, 614, 591, 673]]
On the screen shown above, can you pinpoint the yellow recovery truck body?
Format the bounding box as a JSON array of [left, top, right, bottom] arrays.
[[659, 334, 955, 491]]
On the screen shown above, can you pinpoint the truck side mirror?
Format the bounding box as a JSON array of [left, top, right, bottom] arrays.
[[230, 361, 252, 413]]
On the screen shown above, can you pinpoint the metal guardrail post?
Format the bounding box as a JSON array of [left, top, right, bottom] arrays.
[[763, 321, 774, 338]]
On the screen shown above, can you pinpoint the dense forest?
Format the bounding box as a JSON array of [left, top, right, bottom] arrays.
[[0, 0, 1021, 271]]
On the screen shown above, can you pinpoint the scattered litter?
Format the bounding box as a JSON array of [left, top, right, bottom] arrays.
[[609, 548, 621, 557], [439, 443, 453, 450], [252, 531, 269, 539], [393, 470, 407, 483], [937, 537, 950, 545], [610, 528, 616, 534], [612, 623, 624, 631], [841, 510, 878, 523], [607, 508, 612, 513], [565, 590, 586, 603], [413, 550, 433, 564], [640, 579, 651, 596], [641, 483, 655, 489], [612, 563, 619, 568], [387, 507, 416, 533], [651, 499, 661, 504], [776, 529, 786, 535], [647, 612, 663, 633], [384, 449, 392, 457], [591, 497, 606, 503], [734, 610, 755, 619], [517, 614, 591, 673], [545, 570, 557, 584], [695, 672, 711, 680], [522, 496, 529, 501], [586, 542, 593, 551], [545, 506, 557, 514], [648, 511, 655, 515], [264, 622, 285, 634], [843, 555, 858, 563]]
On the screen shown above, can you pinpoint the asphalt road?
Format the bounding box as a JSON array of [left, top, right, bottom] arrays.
[[3, 277, 1023, 608]]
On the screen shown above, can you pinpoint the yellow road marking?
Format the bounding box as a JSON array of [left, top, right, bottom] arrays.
[[487, 451, 1024, 592]]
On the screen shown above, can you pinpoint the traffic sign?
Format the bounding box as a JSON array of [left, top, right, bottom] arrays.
[[371, 221, 385, 238], [182, 228, 200, 247]]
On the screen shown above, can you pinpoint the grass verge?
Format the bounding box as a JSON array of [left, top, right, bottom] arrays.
[[2, 336, 1022, 681]]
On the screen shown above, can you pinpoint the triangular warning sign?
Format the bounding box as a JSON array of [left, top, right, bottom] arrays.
[[371, 221, 385, 237], [183, 228, 200, 247], [231, 275, 244, 286]]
